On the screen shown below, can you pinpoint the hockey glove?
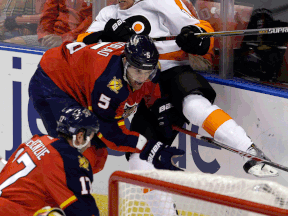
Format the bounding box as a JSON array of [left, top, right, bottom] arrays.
[[33, 206, 65, 216], [83, 31, 104, 44], [150, 98, 175, 139], [176, 25, 210, 55], [103, 18, 135, 42], [140, 140, 185, 171]]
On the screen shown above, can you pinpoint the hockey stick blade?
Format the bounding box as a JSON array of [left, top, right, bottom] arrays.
[[153, 27, 288, 41], [172, 125, 288, 173]]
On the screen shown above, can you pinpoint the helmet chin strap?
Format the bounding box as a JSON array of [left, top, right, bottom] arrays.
[[72, 135, 90, 152], [123, 61, 130, 84]]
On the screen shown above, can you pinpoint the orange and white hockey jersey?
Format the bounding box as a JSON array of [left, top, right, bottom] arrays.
[[79, 0, 214, 71]]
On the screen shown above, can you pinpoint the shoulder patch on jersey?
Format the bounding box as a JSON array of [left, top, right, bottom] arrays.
[[123, 102, 138, 119], [78, 156, 90, 171], [107, 76, 123, 94]]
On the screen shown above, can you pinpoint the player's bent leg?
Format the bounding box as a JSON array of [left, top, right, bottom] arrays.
[[182, 94, 278, 177], [159, 65, 216, 115], [183, 94, 253, 151]]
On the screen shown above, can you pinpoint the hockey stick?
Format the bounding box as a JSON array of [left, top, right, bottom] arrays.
[[153, 27, 288, 41], [172, 125, 288, 173]]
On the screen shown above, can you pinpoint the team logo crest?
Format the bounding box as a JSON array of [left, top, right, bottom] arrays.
[[78, 156, 90, 171], [107, 76, 123, 94], [123, 102, 138, 118], [125, 15, 151, 35]]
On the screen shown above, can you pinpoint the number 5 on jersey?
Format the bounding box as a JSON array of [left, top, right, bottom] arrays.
[[98, 94, 111, 109]]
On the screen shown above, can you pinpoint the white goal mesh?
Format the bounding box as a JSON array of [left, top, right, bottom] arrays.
[[109, 170, 288, 216]]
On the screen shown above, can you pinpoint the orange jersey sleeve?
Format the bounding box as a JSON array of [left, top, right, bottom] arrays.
[[195, 20, 215, 64]]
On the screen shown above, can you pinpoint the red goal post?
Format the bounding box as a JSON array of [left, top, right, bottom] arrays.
[[109, 170, 288, 216]]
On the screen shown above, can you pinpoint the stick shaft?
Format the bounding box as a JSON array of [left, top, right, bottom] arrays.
[[172, 125, 288, 172], [153, 27, 288, 41]]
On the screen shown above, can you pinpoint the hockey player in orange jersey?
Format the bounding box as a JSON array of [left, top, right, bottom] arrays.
[[0, 107, 100, 216], [77, 0, 278, 179]]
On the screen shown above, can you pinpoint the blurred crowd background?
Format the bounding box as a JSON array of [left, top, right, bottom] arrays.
[[1, 0, 287, 87]]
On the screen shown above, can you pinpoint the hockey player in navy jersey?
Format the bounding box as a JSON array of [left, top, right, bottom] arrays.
[[29, 34, 185, 175], [0, 107, 100, 216], [77, 0, 278, 179]]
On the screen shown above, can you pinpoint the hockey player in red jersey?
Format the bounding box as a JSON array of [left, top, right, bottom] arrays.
[[0, 107, 100, 216], [77, 0, 278, 178], [29, 34, 185, 173]]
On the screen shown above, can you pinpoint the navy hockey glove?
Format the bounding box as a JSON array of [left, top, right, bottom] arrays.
[[103, 18, 135, 42], [140, 140, 185, 171], [176, 25, 210, 55], [150, 98, 175, 139]]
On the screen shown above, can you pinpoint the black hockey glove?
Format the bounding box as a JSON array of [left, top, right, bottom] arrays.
[[103, 18, 135, 42], [176, 25, 210, 55], [140, 140, 185, 171], [150, 98, 175, 139], [83, 31, 104, 45]]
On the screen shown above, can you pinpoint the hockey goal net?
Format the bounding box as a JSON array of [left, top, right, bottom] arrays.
[[109, 170, 288, 216]]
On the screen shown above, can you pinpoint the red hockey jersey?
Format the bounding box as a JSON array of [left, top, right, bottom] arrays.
[[40, 41, 161, 152], [0, 134, 99, 216]]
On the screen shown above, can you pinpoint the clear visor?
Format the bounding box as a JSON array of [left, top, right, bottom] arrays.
[[123, 61, 158, 84]]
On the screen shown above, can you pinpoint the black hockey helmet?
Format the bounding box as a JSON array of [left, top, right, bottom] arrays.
[[124, 34, 159, 71], [56, 106, 99, 150], [57, 106, 99, 137]]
